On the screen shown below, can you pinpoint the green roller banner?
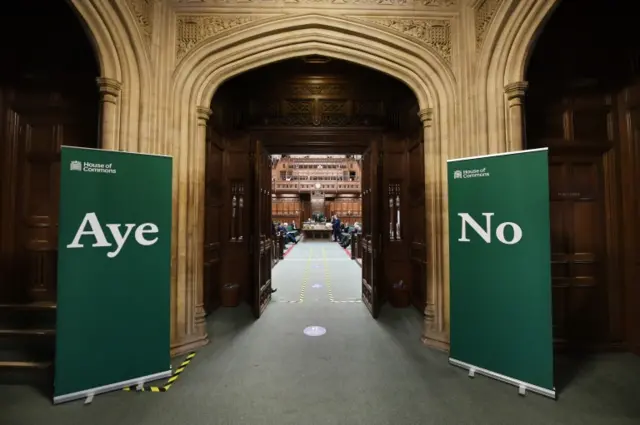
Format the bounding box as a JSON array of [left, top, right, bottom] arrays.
[[54, 147, 173, 404], [447, 148, 555, 399]]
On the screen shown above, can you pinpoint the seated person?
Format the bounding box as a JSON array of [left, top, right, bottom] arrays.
[[279, 223, 297, 244], [341, 224, 362, 248], [285, 222, 299, 238], [339, 226, 356, 248]]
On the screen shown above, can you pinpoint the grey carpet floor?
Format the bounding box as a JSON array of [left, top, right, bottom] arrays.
[[1, 240, 639, 425]]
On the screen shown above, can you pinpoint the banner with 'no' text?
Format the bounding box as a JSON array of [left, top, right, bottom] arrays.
[[447, 148, 555, 399], [54, 147, 173, 404]]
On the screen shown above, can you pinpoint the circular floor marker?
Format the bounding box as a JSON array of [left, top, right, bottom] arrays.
[[303, 326, 327, 336], [311, 284, 323, 289], [314, 265, 321, 268]]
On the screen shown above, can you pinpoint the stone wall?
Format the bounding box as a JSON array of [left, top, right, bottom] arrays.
[[67, 0, 561, 354]]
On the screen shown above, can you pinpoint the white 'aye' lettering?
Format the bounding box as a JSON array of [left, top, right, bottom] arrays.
[[66, 212, 159, 258], [457, 213, 522, 245]]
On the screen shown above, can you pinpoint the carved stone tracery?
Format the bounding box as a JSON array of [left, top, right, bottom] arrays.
[[350, 18, 452, 63], [127, 0, 154, 44], [173, 0, 456, 8], [475, 0, 503, 49], [175, 15, 452, 63], [176, 15, 268, 60]]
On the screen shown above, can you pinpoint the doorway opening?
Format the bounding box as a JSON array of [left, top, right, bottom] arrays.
[[525, 0, 640, 356], [271, 154, 362, 253], [202, 57, 427, 326], [0, 0, 100, 377], [270, 153, 363, 308]]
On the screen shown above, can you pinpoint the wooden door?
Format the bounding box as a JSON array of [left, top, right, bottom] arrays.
[[0, 87, 97, 303], [548, 154, 608, 347], [408, 140, 427, 312], [361, 140, 383, 317], [251, 139, 273, 318], [203, 128, 224, 315], [620, 82, 640, 355]]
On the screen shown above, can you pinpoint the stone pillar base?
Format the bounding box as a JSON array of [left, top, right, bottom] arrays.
[[421, 331, 450, 352], [170, 334, 209, 357]]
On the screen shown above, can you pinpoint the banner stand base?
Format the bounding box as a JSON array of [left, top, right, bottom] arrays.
[[53, 369, 172, 405], [449, 358, 556, 400]]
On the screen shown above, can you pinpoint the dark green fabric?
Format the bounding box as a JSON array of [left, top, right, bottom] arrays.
[[447, 149, 554, 393], [55, 147, 172, 401]]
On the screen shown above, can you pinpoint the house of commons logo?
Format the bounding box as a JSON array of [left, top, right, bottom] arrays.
[[453, 168, 490, 180], [69, 160, 117, 174]]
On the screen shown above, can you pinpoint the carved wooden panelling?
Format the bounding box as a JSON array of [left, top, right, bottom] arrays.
[[0, 0, 100, 321], [547, 158, 607, 343], [291, 84, 343, 96], [525, 0, 640, 351], [626, 88, 640, 354], [286, 99, 313, 115], [217, 139, 252, 301], [249, 98, 387, 127], [204, 130, 224, 313], [0, 89, 98, 303], [272, 198, 303, 225]]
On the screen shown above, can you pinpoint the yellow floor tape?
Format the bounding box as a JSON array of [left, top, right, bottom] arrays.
[[123, 352, 196, 393], [298, 247, 313, 303], [322, 247, 335, 302]]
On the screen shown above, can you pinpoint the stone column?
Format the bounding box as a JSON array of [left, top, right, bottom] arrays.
[[170, 107, 211, 356], [96, 77, 122, 150], [419, 108, 450, 351], [504, 81, 529, 151], [193, 107, 211, 339]]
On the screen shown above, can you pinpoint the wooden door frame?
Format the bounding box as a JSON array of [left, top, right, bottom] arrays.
[[250, 137, 273, 318], [618, 83, 640, 355], [361, 137, 383, 318]]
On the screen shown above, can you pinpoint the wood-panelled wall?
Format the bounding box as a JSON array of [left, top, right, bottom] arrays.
[[0, 1, 99, 304], [203, 126, 254, 314], [381, 98, 426, 312], [271, 197, 302, 226], [526, 0, 639, 352], [328, 198, 362, 225], [271, 196, 363, 227]]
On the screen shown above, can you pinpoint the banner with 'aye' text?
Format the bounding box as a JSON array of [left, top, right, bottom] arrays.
[[54, 147, 173, 404]]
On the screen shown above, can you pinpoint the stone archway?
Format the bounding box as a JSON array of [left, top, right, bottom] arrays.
[[68, 0, 152, 153], [169, 13, 458, 353], [474, 0, 560, 154]]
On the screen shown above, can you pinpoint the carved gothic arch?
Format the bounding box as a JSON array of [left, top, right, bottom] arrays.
[[68, 0, 153, 152], [168, 13, 458, 350], [171, 13, 456, 109], [474, 0, 560, 153], [170, 13, 458, 188]]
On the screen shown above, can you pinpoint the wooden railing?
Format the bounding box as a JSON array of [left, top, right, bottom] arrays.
[[350, 233, 362, 263], [271, 232, 287, 267], [272, 181, 361, 193]]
